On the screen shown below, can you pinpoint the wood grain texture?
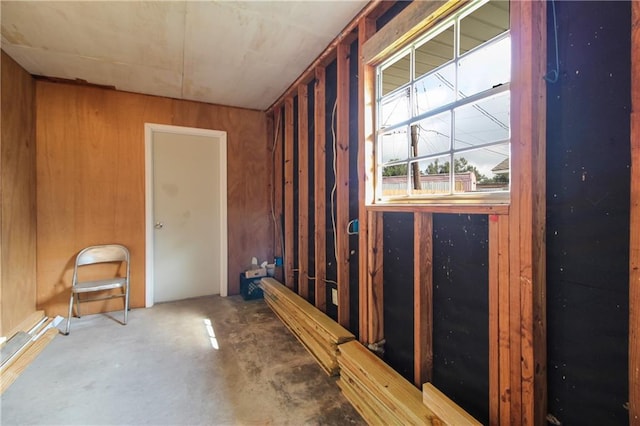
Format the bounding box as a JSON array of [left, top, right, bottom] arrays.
[[414, 212, 433, 386], [362, 0, 463, 65], [630, 2, 640, 424], [336, 42, 351, 328], [488, 215, 500, 425], [272, 108, 285, 282], [509, 1, 547, 424], [358, 17, 376, 343], [1, 52, 37, 336], [297, 84, 310, 299], [314, 67, 328, 311], [367, 210, 384, 343], [284, 97, 295, 289], [36, 82, 269, 316]]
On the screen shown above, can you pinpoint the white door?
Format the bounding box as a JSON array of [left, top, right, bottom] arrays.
[[145, 124, 227, 305]]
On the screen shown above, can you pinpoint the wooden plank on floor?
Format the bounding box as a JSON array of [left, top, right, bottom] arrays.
[[297, 84, 310, 300], [422, 383, 482, 426], [0, 327, 57, 394], [336, 41, 351, 328], [284, 96, 295, 289], [314, 66, 328, 312], [414, 212, 433, 386]]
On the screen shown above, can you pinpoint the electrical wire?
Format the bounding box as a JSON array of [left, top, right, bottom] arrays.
[[270, 110, 284, 258], [545, 0, 559, 84]]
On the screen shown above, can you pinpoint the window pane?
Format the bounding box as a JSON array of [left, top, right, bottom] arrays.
[[458, 36, 510, 98], [381, 161, 409, 197], [380, 89, 411, 128], [415, 63, 455, 115], [380, 128, 409, 164], [460, 0, 510, 55], [415, 25, 454, 78], [412, 112, 451, 157], [454, 91, 510, 149], [411, 156, 452, 195], [382, 53, 410, 96], [453, 144, 509, 193]]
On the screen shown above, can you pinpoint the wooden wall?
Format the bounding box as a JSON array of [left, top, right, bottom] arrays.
[[36, 82, 270, 317], [1, 51, 37, 336]]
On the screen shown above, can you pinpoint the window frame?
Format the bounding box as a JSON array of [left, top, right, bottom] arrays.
[[372, 0, 512, 206]]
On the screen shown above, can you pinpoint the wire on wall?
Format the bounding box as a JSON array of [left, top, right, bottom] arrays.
[[545, 0, 559, 84]]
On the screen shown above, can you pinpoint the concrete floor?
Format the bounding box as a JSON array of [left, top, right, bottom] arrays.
[[1, 296, 364, 425]]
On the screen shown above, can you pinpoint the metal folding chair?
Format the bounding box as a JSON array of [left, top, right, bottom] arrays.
[[63, 244, 130, 335]]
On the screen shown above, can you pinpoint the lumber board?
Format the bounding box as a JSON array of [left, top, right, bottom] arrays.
[[284, 97, 295, 289], [414, 212, 433, 386], [313, 66, 328, 312], [630, 2, 639, 424], [357, 17, 376, 343], [339, 367, 402, 425], [338, 340, 437, 425], [0, 327, 57, 394], [336, 41, 351, 328], [261, 278, 354, 343], [261, 278, 355, 376], [423, 383, 482, 426], [362, 0, 464, 65], [263, 290, 342, 356], [338, 376, 392, 425], [264, 295, 338, 375], [297, 84, 310, 300], [4, 310, 45, 340]]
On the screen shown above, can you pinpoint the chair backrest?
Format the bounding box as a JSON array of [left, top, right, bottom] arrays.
[[76, 244, 129, 267]]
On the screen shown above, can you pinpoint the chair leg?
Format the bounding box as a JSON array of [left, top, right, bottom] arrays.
[[64, 292, 74, 335], [75, 293, 82, 318], [123, 285, 129, 325]]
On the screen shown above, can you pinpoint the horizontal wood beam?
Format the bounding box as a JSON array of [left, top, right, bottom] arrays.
[[266, 0, 386, 114], [362, 0, 464, 65]]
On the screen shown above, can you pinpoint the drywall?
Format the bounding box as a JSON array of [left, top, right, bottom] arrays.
[[1, 51, 37, 336], [36, 82, 270, 317]]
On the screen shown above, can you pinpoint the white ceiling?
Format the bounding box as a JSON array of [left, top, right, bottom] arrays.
[[1, 1, 367, 111]]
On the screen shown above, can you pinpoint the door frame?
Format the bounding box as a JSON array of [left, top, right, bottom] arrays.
[[144, 123, 228, 307]]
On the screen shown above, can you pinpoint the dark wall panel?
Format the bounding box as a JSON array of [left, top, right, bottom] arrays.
[[382, 212, 415, 382], [432, 213, 489, 425], [546, 1, 630, 424], [325, 60, 338, 320]]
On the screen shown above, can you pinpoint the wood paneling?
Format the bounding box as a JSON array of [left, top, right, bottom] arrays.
[[1, 51, 36, 336], [36, 82, 269, 316], [367, 210, 384, 343], [631, 1, 640, 423]]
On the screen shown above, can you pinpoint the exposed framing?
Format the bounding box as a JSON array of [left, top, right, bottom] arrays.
[[265, 0, 639, 423], [314, 67, 328, 311], [284, 97, 295, 289], [298, 84, 310, 299], [630, 1, 639, 423], [336, 41, 351, 327]]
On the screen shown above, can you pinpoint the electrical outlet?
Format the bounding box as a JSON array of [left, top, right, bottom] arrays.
[[331, 288, 338, 305]]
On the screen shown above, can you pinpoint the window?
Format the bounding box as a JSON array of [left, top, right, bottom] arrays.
[[375, 0, 510, 202]]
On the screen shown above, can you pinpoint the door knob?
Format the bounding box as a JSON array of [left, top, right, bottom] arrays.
[[154, 221, 164, 229]]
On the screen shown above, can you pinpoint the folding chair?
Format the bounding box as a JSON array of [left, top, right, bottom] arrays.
[[63, 244, 130, 335]]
